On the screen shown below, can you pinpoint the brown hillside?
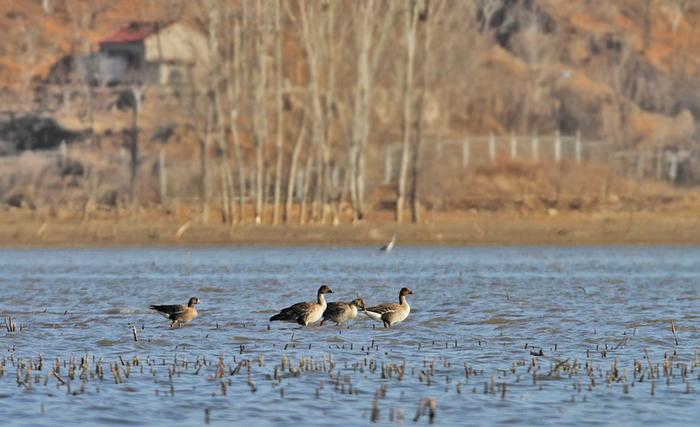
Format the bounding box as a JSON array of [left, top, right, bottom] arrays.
[[0, 0, 699, 228]]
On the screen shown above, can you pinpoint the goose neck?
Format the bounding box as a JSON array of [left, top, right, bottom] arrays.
[[317, 292, 327, 307]]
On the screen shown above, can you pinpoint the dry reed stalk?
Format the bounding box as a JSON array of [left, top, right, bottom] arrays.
[[643, 349, 655, 380], [370, 397, 380, 423], [671, 320, 680, 346]]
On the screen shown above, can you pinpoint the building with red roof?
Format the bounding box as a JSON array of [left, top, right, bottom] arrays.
[[47, 21, 209, 87]]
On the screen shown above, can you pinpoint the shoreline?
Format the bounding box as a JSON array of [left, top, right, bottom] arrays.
[[1, 211, 699, 247]]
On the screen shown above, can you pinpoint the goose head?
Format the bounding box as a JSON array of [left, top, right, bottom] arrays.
[[399, 288, 414, 297], [318, 285, 333, 295], [187, 297, 201, 307], [351, 298, 366, 311]]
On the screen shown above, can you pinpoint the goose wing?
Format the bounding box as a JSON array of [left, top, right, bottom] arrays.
[[323, 301, 350, 319], [150, 304, 186, 316], [366, 303, 399, 316], [270, 301, 314, 322]]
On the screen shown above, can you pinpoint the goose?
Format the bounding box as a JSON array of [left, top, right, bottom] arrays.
[[270, 285, 333, 326], [320, 298, 366, 326], [365, 288, 414, 327], [380, 234, 397, 252], [150, 297, 200, 328]]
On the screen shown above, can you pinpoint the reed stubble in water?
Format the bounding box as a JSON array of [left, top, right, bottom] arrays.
[[2, 248, 700, 425]]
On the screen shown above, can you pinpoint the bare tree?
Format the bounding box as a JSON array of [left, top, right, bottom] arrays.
[[348, 0, 395, 221], [410, 0, 437, 223], [252, 0, 271, 224], [285, 109, 306, 223], [272, 0, 284, 225], [208, 0, 237, 224], [299, 1, 330, 223], [223, 12, 247, 224], [348, 0, 374, 222], [395, 0, 421, 223], [299, 153, 313, 224], [115, 87, 142, 208], [319, 2, 338, 224], [199, 95, 215, 223]]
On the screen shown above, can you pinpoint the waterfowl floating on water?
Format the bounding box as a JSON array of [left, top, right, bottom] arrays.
[[365, 288, 414, 327], [150, 297, 200, 328], [320, 298, 366, 326], [270, 285, 333, 326]]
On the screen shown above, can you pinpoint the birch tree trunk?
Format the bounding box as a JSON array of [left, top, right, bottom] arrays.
[[200, 100, 214, 223], [272, 0, 284, 225], [299, 2, 327, 224], [351, 0, 395, 221], [129, 86, 142, 208], [219, 162, 230, 223], [395, 1, 420, 223], [253, 0, 269, 224], [320, 2, 335, 223], [410, 1, 433, 223], [285, 111, 307, 223], [209, 0, 236, 224], [226, 16, 246, 223], [214, 91, 236, 224], [349, 0, 373, 221], [300, 155, 314, 225]]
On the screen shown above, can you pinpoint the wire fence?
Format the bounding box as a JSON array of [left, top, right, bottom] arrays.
[[381, 133, 699, 185], [1, 131, 699, 214]]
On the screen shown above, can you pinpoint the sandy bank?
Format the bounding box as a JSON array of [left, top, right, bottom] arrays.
[[1, 211, 698, 247]]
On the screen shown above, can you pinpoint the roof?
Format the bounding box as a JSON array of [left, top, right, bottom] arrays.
[[100, 22, 161, 44]]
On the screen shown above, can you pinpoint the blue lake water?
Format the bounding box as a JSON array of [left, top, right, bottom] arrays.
[[0, 246, 699, 426]]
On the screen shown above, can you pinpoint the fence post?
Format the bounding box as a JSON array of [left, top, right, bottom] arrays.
[[575, 130, 582, 164], [554, 130, 562, 163], [655, 148, 663, 180], [462, 138, 470, 169], [668, 152, 678, 182], [489, 133, 496, 163], [636, 152, 645, 180], [158, 146, 167, 202], [510, 132, 517, 159], [531, 133, 539, 161], [384, 147, 392, 184]]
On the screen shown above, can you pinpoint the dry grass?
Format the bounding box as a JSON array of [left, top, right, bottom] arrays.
[[1, 208, 700, 247], [2, 153, 700, 246]]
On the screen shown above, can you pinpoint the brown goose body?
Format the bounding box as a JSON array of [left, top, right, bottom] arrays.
[[365, 288, 414, 327], [320, 298, 366, 326], [150, 297, 200, 328], [270, 285, 333, 326]]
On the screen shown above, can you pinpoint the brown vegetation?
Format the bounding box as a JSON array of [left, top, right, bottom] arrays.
[[0, 0, 699, 240]]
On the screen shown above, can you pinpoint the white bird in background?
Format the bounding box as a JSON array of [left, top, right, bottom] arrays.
[[380, 234, 396, 252]]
